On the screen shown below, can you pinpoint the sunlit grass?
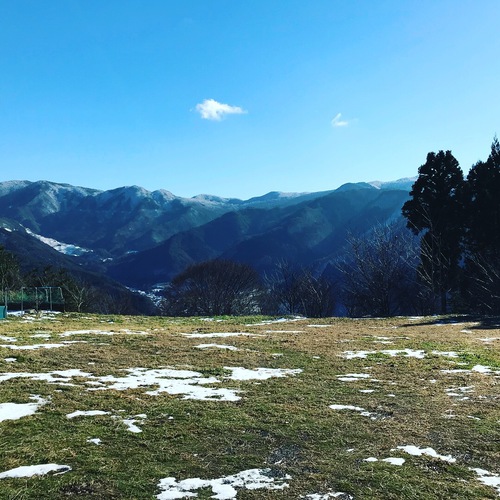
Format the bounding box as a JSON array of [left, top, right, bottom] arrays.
[[0, 312, 499, 499]]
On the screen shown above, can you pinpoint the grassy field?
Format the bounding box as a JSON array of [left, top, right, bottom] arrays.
[[0, 312, 499, 499]]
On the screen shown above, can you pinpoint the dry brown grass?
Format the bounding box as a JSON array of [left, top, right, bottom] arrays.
[[0, 312, 499, 499]]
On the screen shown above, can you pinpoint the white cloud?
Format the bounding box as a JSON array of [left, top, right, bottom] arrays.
[[331, 112, 349, 127], [195, 99, 247, 121]]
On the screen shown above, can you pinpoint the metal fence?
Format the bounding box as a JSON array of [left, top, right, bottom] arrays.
[[3, 287, 65, 312]]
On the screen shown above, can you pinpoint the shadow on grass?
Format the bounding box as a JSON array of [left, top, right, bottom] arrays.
[[399, 314, 500, 330]]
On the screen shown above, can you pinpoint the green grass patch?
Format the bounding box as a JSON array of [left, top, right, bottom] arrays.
[[0, 313, 499, 499]]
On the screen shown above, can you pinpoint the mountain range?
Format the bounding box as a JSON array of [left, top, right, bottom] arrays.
[[0, 178, 416, 308]]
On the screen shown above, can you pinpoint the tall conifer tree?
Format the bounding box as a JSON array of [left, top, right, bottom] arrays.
[[402, 150, 464, 313]]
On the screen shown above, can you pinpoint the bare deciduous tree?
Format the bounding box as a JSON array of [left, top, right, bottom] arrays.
[[162, 259, 262, 316], [337, 222, 420, 317]]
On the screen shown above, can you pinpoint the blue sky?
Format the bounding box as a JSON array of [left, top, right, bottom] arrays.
[[1, 0, 499, 199]]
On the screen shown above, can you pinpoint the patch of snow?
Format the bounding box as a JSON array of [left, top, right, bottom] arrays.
[[264, 330, 304, 333], [307, 324, 330, 328], [0, 366, 302, 403], [383, 457, 405, 466], [66, 410, 111, 419], [303, 493, 353, 499], [31, 333, 51, 339], [441, 364, 499, 375], [4, 357, 16, 363], [394, 445, 456, 463], [342, 349, 426, 359], [0, 464, 71, 479], [156, 468, 290, 499], [182, 332, 263, 338], [329, 404, 376, 419], [432, 350, 459, 358], [248, 317, 304, 326], [195, 344, 239, 351], [25, 227, 91, 256], [0, 335, 17, 342], [0, 395, 48, 422], [470, 467, 500, 495], [337, 373, 372, 382], [0, 343, 68, 350], [87, 438, 102, 445], [224, 367, 302, 381], [60, 329, 149, 337], [121, 417, 144, 433]]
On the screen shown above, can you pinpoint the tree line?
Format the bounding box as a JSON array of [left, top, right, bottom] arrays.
[[161, 137, 500, 318], [402, 137, 500, 315], [0, 250, 149, 314], [0, 137, 497, 317]]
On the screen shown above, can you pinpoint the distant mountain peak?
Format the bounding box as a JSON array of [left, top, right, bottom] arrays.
[[368, 177, 417, 190]]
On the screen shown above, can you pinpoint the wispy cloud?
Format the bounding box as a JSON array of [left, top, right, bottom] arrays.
[[195, 99, 247, 121], [331, 112, 349, 127]]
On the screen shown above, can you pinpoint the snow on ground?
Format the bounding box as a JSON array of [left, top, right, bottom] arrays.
[[341, 349, 462, 360], [120, 415, 146, 433], [0, 335, 17, 342], [0, 366, 301, 402], [336, 373, 372, 382], [247, 317, 304, 326], [470, 468, 500, 495], [25, 227, 91, 256], [182, 332, 264, 338], [394, 445, 456, 463], [195, 344, 239, 351], [66, 410, 111, 419], [156, 468, 290, 499], [4, 357, 16, 362], [0, 395, 48, 422], [224, 367, 302, 381], [0, 342, 85, 350], [342, 349, 426, 359], [441, 365, 500, 375], [303, 493, 353, 499], [329, 404, 376, 419], [60, 329, 149, 337], [363, 457, 405, 466], [0, 464, 71, 479]]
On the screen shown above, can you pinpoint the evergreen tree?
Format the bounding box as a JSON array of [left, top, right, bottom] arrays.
[[402, 150, 464, 313], [462, 137, 500, 313]]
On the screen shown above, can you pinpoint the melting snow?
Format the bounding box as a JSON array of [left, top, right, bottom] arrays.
[[0, 395, 47, 422], [442, 365, 500, 375], [394, 445, 456, 463], [303, 494, 353, 499], [66, 410, 111, 419], [0, 464, 71, 479], [337, 373, 372, 382], [329, 404, 376, 419], [182, 332, 263, 338], [0, 335, 16, 342], [470, 468, 500, 495], [156, 468, 290, 499], [60, 329, 149, 337], [121, 416, 145, 433], [0, 342, 76, 350], [342, 349, 426, 359], [195, 344, 239, 351], [225, 367, 302, 381]]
